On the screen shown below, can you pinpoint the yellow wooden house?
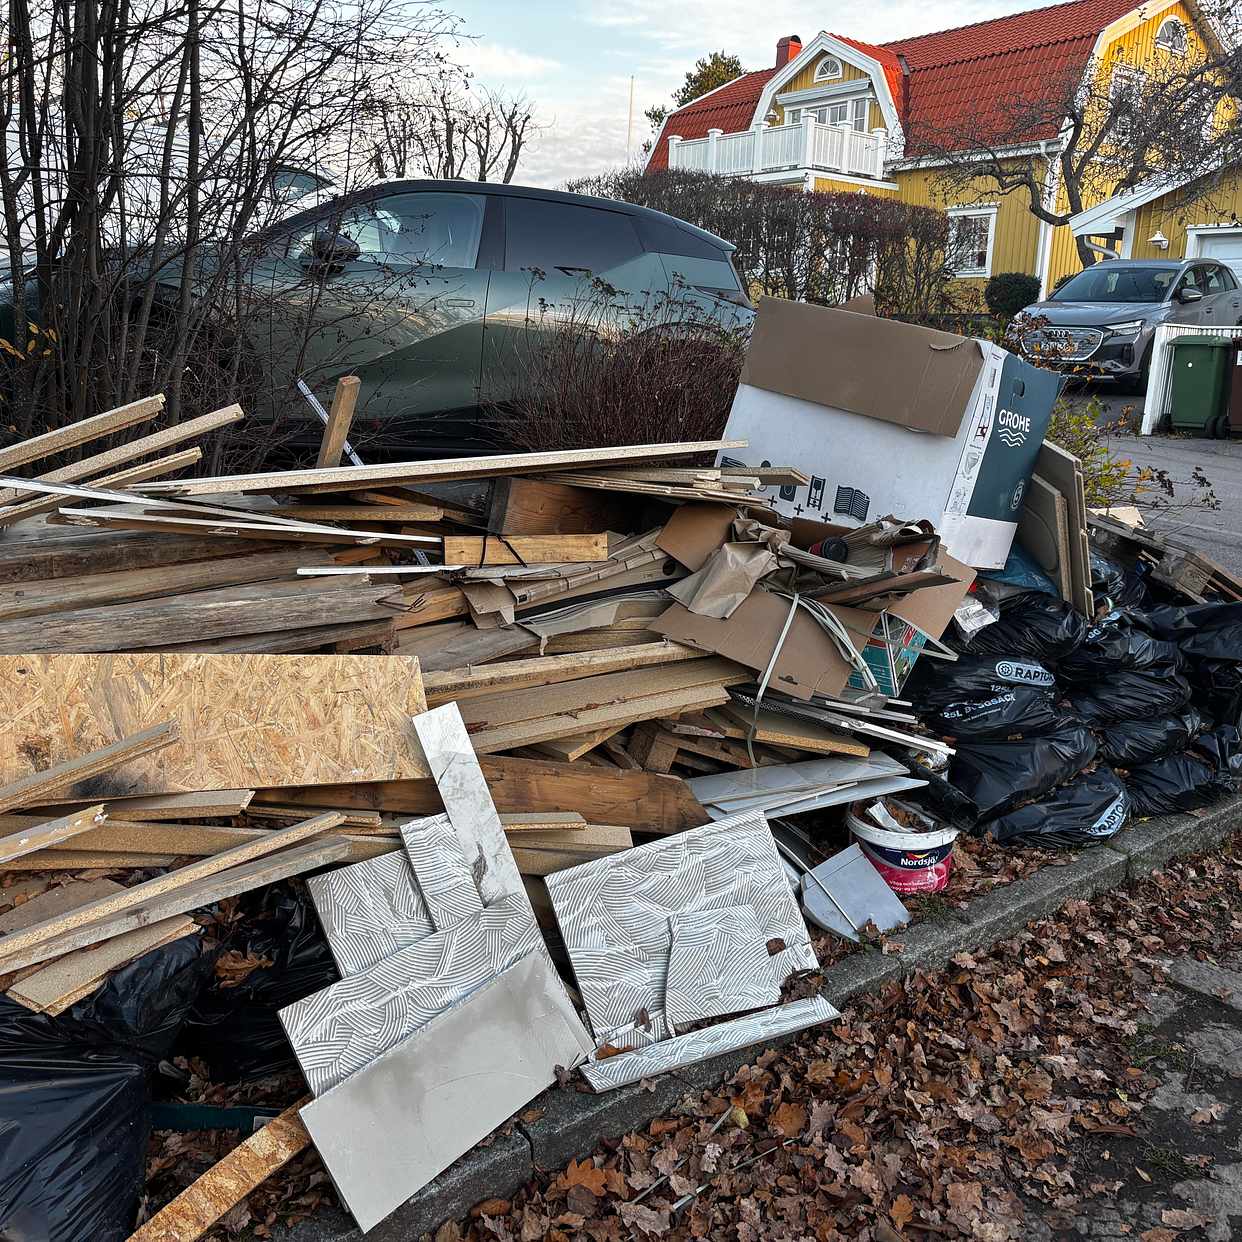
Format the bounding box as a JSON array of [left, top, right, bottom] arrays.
[[645, 0, 1238, 296]]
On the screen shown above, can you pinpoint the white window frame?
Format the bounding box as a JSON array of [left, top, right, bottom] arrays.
[[947, 204, 998, 279], [814, 55, 843, 82], [1155, 16, 1187, 54], [1109, 65, 1146, 143]]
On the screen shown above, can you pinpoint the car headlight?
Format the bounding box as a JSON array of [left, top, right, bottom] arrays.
[[1105, 320, 1145, 338]]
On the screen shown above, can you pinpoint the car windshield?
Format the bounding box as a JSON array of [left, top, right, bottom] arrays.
[[1052, 265, 1180, 304]]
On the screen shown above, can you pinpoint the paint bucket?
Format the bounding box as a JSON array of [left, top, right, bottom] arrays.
[[846, 798, 960, 895]]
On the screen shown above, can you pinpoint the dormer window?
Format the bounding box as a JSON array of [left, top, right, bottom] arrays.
[[1155, 17, 1187, 53], [814, 56, 843, 81]]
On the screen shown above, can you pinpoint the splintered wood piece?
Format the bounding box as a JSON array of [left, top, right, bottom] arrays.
[[0, 394, 165, 473], [242, 805, 383, 829], [316, 376, 361, 469], [0, 405, 244, 506], [127, 1099, 311, 1242], [32, 789, 255, 822], [422, 641, 703, 703], [0, 805, 108, 863], [0, 721, 179, 814], [441, 533, 609, 566], [0, 654, 427, 797], [0, 877, 123, 934], [498, 812, 587, 832], [0, 814, 345, 971], [532, 723, 628, 763], [0, 447, 203, 527]]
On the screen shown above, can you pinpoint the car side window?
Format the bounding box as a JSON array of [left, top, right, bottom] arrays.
[[335, 193, 486, 268], [1203, 264, 1230, 293], [504, 198, 642, 276], [1175, 266, 1204, 294]]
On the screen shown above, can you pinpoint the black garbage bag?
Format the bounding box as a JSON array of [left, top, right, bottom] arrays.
[[0, 935, 208, 1242], [1067, 668, 1193, 726], [948, 722, 1098, 823], [178, 882, 336, 1081], [1142, 603, 1242, 657], [1098, 708, 1203, 767], [908, 654, 1060, 740], [1188, 658, 1242, 727], [960, 591, 1088, 666], [1056, 611, 1183, 684], [1189, 724, 1242, 777], [985, 766, 1131, 847], [1125, 752, 1233, 816], [1089, 549, 1152, 610]]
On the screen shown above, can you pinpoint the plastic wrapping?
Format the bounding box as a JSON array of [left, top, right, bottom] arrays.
[[985, 766, 1131, 847], [1067, 668, 1193, 727], [1125, 752, 1233, 817], [1142, 603, 1242, 656], [1098, 708, 1203, 768], [980, 543, 1061, 598], [1187, 658, 1242, 728], [0, 936, 207, 1242], [1189, 724, 1242, 777], [948, 723, 1099, 823], [1089, 549, 1151, 610], [178, 882, 337, 1081], [960, 591, 1088, 666], [1056, 611, 1183, 684]]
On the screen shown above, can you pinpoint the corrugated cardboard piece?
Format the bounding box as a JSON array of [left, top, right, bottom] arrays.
[[740, 297, 985, 438]]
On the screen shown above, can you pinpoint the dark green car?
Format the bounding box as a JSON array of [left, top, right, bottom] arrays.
[[231, 180, 752, 453]]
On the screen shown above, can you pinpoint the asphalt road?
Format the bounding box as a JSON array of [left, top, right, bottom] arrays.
[[1069, 386, 1242, 577]]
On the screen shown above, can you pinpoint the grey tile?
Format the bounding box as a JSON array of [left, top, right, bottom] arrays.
[[580, 996, 839, 1091], [301, 950, 593, 1234], [400, 813, 484, 931], [278, 895, 539, 1096], [665, 905, 779, 1027], [306, 850, 434, 977]]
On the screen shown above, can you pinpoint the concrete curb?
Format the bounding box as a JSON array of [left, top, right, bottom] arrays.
[[282, 796, 1242, 1242]]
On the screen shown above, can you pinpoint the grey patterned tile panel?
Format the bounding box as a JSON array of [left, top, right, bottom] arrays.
[[665, 905, 780, 1027], [400, 813, 485, 931]]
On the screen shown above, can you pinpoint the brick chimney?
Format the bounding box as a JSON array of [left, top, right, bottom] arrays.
[[775, 35, 802, 68]]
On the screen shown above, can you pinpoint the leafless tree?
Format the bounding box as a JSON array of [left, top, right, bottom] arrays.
[[915, 1, 1242, 269]]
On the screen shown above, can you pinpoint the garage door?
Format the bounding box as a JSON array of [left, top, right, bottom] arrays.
[[1197, 229, 1242, 280]]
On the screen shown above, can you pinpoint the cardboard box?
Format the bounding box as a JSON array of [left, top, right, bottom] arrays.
[[720, 298, 1063, 569]]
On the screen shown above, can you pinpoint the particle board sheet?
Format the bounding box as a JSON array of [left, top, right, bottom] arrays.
[[306, 850, 435, 977], [0, 654, 429, 797], [580, 995, 839, 1092], [301, 950, 594, 1234], [278, 894, 540, 1096], [0, 877, 123, 934], [544, 810, 816, 1046]]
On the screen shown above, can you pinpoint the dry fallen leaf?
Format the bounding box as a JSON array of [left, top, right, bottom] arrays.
[[557, 1159, 606, 1198], [1189, 1102, 1226, 1124], [890, 1193, 915, 1230], [1140, 1230, 1179, 1242], [1161, 1207, 1214, 1228], [770, 1101, 807, 1139]]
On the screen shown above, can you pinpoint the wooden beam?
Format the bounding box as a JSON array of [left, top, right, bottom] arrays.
[[315, 376, 361, 469], [532, 723, 627, 763], [442, 533, 609, 566], [0, 405, 244, 506], [127, 1100, 311, 1242], [0, 721, 179, 815], [486, 476, 633, 536], [0, 805, 108, 864], [0, 394, 165, 473], [422, 641, 704, 704], [133, 438, 748, 498], [0, 814, 345, 972]]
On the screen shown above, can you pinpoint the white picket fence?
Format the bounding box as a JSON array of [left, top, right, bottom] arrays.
[[1142, 322, 1241, 434]]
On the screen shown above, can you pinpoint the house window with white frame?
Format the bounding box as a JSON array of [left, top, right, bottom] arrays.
[[814, 56, 843, 81], [948, 206, 997, 278], [787, 97, 870, 131], [1155, 16, 1187, 54], [1109, 65, 1146, 143]]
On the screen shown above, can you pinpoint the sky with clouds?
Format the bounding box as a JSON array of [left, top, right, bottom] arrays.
[[449, 0, 1065, 186]]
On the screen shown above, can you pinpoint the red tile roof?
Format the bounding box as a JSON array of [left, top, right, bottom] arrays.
[[644, 0, 1138, 169]]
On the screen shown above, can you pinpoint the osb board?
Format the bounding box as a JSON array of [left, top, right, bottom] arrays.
[[0, 654, 428, 797]]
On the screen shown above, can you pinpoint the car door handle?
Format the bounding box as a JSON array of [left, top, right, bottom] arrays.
[[444, 298, 476, 309]]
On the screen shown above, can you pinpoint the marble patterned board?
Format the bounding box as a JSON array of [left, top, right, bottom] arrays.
[[545, 809, 816, 1043], [400, 813, 484, 931], [665, 905, 780, 1027]]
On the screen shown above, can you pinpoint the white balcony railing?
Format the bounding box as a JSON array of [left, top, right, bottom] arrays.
[[668, 119, 888, 181]]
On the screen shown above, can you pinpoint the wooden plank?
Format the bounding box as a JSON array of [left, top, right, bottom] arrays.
[[532, 723, 628, 763], [442, 534, 609, 566], [395, 622, 538, 671], [0, 654, 427, 797], [470, 683, 732, 754], [486, 477, 632, 536], [1020, 475, 1073, 603], [498, 812, 587, 832], [134, 439, 747, 498], [0, 806, 108, 863], [127, 1100, 311, 1242], [253, 755, 713, 835], [0, 877, 123, 934], [269, 504, 443, 523], [315, 376, 361, 469], [718, 703, 870, 757], [0, 578, 395, 653], [0, 395, 165, 473], [0, 549, 313, 623], [422, 641, 704, 704], [0, 722, 179, 814], [627, 724, 681, 773], [0, 814, 345, 972], [0, 849, 177, 871], [242, 805, 383, 829], [33, 789, 254, 822], [143, 619, 396, 656], [0, 405, 244, 506], [9, 915, 197, 1014], [41, 820, 269, 856]]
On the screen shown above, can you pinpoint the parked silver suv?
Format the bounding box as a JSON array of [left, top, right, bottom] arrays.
[[1013, 259, 1242, 393]]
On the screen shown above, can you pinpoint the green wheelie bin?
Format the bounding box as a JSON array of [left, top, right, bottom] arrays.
[[1168, 335, 1232, 436]]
